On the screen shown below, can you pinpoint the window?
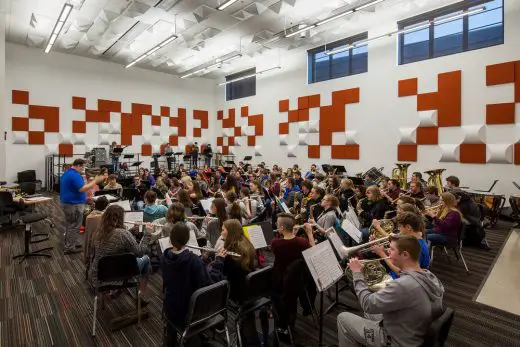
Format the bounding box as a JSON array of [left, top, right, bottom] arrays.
[[399, 0, 503, 65], [225, 68, 256, 101], [307, 32, 368, 84]]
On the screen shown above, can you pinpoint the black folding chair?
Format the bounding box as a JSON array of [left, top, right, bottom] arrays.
[[430, 223, 469, 273], [163, 280, 231, 347], [421, 307, 455, 347], [92, 253, 142, 336], [12, 212, 53, 263]]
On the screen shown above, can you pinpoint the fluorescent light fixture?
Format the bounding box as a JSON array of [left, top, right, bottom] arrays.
[[125, 34, 178, 68], [181, 53, 242, 79], [434, 6, 485, 25], [355, 0, 385, 11], [285, 25, 316, 38], [217, 0, 239, 10], [44, 3, 73, 54], [218, 66, 281, 86], [316, 10, 354, 26], [325, 5, 485, 56]]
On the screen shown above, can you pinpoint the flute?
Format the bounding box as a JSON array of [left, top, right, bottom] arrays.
[[187, 216, 218, 220], [186, 244, 242, 257], [125, 221, 164, 227]]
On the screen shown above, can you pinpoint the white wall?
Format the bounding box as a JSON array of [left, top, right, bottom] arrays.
[[213, 1, 520, 196], [5, 43, 216, 183]]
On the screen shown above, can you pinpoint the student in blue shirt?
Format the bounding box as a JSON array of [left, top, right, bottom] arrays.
[[60, 159, 104, 255], [372, 212, 430, 279]]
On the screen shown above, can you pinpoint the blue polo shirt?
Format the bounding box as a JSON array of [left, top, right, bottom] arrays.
[[60, 168, 86, 204]]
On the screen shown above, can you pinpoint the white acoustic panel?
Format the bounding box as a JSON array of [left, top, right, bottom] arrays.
[[111, 122, 121, 134], [98, 134, 110, 145], [13, 132, 28, 144], [332, 132, 346, 145], [418, 110, 438, 127], [170, 127, 178, 136], [309, 108, 320, 123], [73, 133, 86, 145], [241, 127, 248, 136], [141, 134, 152, 145], [345, 130, 358, 145], [298, 133, 308, 145], [85, 143, 96, 152], [254, 145, 262, 156], [439, 144, 460, 163], [279, 135, 288, 146], [298, 121, 309, 134], [462, 125, 486, 144], [152, 144, 161, 154], [59, 132, 73, 144], [309, 119, 319, 133], [98, 123, 111, 134], [161, 135, 169, 144], [152, 126, 161, 136], [287, 145, 297, 157], [515, 124, 520, 143], [487, 144, 513, 164], [228, 147, 234, 155], [399, 128, 417, 144], [44, 144, 58, 154], [246, 126, 255, 136], [222, 137, 228, 146], [223, 128, 233, 137], [234, 137, 241, 147]]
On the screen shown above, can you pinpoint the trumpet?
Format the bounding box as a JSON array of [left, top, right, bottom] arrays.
[[359, 256, 390, 264], [186, 244, 242, 258], [341, 235, 390, 259]]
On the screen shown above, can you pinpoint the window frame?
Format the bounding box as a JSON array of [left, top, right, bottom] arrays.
[[398, 0, 504, 65], [307, 32, 368, 84], [225, 68, 256, 101]]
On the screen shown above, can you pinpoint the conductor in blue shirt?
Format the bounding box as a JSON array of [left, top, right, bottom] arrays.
[[60, 159, 104, 255]]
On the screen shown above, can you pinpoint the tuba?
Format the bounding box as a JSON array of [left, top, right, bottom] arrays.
[[425, 169, 445, 195], [369, 219, 395, 238], [392, 163, 411, 190]]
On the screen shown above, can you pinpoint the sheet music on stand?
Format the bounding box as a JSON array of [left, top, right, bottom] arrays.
[[243, 225, 268, 249], [199, 198, 215, 213], [302, 241, 344, 292], [341, 219, 362, 244], [326, 228, 346, 259], [109, 200, 131, 211], [344, 205, 360, 229], [158, 235, 201, 256], [124, 211, 143, 232]]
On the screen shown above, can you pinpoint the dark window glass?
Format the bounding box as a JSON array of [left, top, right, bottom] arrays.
[[402, 26, 430, 64], [225, 68, 256, 101]]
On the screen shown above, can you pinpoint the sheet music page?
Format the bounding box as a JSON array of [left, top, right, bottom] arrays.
[[24, 196, 53, 202], [243, 225, 267, 249], [328, 231, 346, 258], [302, 242, 343, 292], [93, 194, 119, 202], [124, 211, 143, 233], [187, 232, 201, 256], [199, 198, 214, 213], [158, 236, 172, 253], [341, 219, 362, 243], [347, 209, 360, 229], [109, 200, 131, 211]]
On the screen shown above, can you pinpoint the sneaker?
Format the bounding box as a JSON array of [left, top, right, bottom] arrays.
[[64, 249, 81, 255]]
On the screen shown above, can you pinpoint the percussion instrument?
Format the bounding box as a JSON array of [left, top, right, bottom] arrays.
[[462, 189, 505, 227]]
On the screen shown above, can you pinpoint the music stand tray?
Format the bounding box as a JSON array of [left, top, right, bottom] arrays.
[[131, 161, 143, 167], [123, 154, 135, 159], [243, 156, 252, 161], [113, 148, 124, 154]]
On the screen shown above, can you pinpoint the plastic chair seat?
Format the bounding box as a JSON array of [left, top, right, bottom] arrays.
[[20, 213, 47, 224], [171, 314, 226, 339]]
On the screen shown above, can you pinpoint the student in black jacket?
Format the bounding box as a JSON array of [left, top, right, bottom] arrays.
[[161, 222, 212, 346], [358, 185, 390, 240]]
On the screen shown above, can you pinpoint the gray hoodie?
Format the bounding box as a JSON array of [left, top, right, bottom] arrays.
[[353, 269, 444, 347]]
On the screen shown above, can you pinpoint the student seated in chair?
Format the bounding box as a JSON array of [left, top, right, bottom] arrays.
[[337, 234, 444, 347], [161, 222, 213, 346], [143, 190, 170, 222]]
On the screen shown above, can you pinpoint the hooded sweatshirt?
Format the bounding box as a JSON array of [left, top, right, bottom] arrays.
[[353, 269, 444, 347], [143, 204, 168, 222], [161, 248, 213, 327]]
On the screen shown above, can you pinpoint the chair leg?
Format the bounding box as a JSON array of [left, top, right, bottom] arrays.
[[430, 246, 435, 264], [443, 247, 452, 263], [178, 331, 187, 347], [92, 295, 98, 336], [287, 326, 295, 346], [236, 318, 243, 347], [137, 289, 141, 325], [224, 325, 231, 347], [459, 248, 470, 273]]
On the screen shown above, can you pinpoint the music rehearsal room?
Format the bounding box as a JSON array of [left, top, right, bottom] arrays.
[[1, 0, 520, 346]]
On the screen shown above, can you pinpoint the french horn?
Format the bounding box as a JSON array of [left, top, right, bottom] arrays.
[[369, 219, 395, 238]]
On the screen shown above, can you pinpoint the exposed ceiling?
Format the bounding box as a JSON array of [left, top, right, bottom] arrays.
[[5, 0, 473, 80]]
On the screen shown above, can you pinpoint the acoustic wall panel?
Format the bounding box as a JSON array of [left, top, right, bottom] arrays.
[[462, 125, 486, 144], [487, 144, 513, 164], [439, 144, 460, 163]]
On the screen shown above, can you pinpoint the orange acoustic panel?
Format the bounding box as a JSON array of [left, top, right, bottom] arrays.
[[28, 105, 60, 132], [228, 137, 235, 146], [12, 117, 29, 131], [86, 110, 110, 123], [222, 109, 236, 128], [141, 144, 152, 156], [437, 70, 461, 127], [298, 96, 309, 110], [331, 145, 359, 160], [217, 137, 223, 146], [241, 106, 248, 117], [72, 96, 86, 110], [279, 99, 289, 112], [98, 99, 121, 113], [308, 145, 320, 159], [516, 61, 520, 103], [222, 146, 229, 155], [288, 110, 299, 122], [248, 136, 255, 146], [178, 108, 186, 117], [397, 144, 417, 162], [28, 131, 45, 145], [233, 127, 240, 137], [169, 135, 178, 146], [298, 109, 309, 122], [486, 103, 515, 124], [72, 120, 86, 133], [460, 144, 486, 164], [319, 105, 334, 146], [279, 122, 289, 135], [514, 143, 520, 165], [193, 110, 209, 128], [161, 106, 170, 117], [59, 143, 73, 157], [308, 94, 320, 108], [151, 116, 161, 126], [398, 78, 418, 97], [175, 108, 187, 137], [12, 90, 29, 105], [217, 110, 224, 120], [248, 114, 263, 136], [132, 103, 152, 115], [416, 127, 438, 145], [332, 88, 360, 105], [417, 92, 438, 111], [193, 128, 202, 137], [486, 62, 515, 86]]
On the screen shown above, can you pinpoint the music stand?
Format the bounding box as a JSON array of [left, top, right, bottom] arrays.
[[131, 161, 143, 167], [122, 188, 138, 201], [348, 176, 364, 186], [113, 147, 124, 155], [321, 164, 331, 174], [333, 165, 347, 175], [243, 156, 252, 161], [123, 154, 134, 159]]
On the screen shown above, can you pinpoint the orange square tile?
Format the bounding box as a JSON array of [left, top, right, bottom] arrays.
[[279, 123, 289, 135], [151, 116, 162, 126], [397, 144, 417, 162], [161, 106, 170, 117], [308, 145, 320, 159], [217, 110, 224, 120], [308, 94, 321, 108], [416, 127, 438, 145], [193, 128, 202, 137], [12, 117, 29, 131], [98, 99, 121, 113], [417, 92, 438, 111], [141, 144, 152, 156], [28, 131, 45, 145], [72, 121, 86, 133], [241, 106, 249, 117], [298, 96, 309, 110], [288, 110, 299, 122], [486, 61, 515, 86], [12, 90, 29, 105], [59, 143, 73, 157], [72, 96, 86, 110], [217, 137, 223, 146], [460, 143, 486, 164], [398, 78, 418, 97], [247, 136, 255, 146], [486, 103, 515, 124], [279, 99, 289, 112], [514, 143, 520, 165], [298, 109, 309, 121]]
